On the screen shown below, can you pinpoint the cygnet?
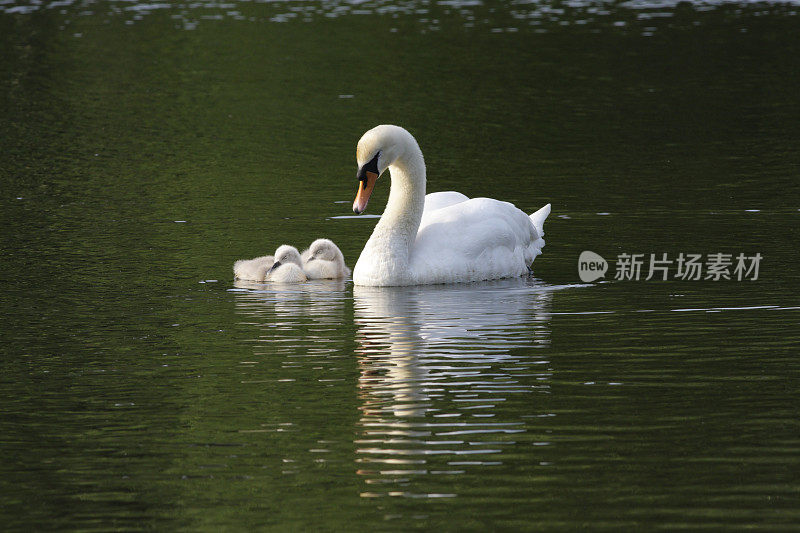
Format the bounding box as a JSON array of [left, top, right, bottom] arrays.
[[302, 239, 350, 279], [267, 245, 308, 283]]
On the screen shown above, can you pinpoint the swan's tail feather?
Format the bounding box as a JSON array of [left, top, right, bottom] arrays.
[[529, 203, 551, 238], [524, 203, 550, 267]]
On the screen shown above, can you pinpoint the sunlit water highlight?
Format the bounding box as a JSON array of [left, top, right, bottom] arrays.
[[2, 0, 799, 36]]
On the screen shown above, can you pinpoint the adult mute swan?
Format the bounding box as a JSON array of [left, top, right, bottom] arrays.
[[302, 239, 351, 279], [266, 245, 308, 283], [351, 125, 550, 286]]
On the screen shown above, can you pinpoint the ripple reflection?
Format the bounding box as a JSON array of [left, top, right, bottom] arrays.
[[353, 278, 562, 498], [3, 0, 795, 36], [231, 279, 348, 357]]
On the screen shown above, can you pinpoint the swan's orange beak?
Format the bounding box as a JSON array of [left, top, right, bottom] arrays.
[[353, 171, 378, 214]]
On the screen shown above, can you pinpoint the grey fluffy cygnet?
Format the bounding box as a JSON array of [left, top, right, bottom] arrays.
[[267, 245, 308, 283], [302, 239, 350, 279]]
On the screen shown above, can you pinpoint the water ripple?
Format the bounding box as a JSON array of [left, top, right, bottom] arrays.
[[1, 0, 797, 34]]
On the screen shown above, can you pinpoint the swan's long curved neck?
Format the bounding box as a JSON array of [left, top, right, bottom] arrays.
[[378, 160, 426, 246], [362, 143, 426, 274]]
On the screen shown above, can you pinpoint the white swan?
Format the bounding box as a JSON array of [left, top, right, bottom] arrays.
[[233, 254, 274, 282], [267, 245, 308, 283], [351, 125, 550, 286], [302, 238, 351, 279]]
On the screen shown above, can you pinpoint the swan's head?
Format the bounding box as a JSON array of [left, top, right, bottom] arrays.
[[268, 244, 303, 274], [353, 125, 412, 214], [306, 238, 343, 263]]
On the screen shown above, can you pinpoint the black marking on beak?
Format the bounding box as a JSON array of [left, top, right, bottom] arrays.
[[267, 260, 282, 274], [357, 151, 380, 183]]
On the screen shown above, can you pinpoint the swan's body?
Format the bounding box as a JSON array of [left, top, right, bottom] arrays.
[[233, 255, 274, 282], [267, 245, 308, 283], [302, 238, 351, 279], [423, 191, 470, 212], [351, 125, 550, 287]]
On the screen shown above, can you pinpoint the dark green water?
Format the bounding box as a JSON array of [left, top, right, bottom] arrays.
[[2, 0, 799, 530]]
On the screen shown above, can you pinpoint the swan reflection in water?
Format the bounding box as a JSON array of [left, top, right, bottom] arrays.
[[231, 279, 348, 356], [353, 277, 563, 499]]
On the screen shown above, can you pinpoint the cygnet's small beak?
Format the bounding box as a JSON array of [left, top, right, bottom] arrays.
[[267, 261, 282, 274], [353, 171, 377, 214]]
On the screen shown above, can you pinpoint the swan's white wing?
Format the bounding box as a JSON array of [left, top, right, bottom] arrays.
[[410, 198, 543, 284], [423, 191, 470, 213]]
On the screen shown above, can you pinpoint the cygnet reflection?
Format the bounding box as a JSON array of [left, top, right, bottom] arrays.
[[232, 278, 347, 325]]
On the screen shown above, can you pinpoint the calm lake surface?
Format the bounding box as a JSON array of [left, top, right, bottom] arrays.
[[2, 0, 799, 529]]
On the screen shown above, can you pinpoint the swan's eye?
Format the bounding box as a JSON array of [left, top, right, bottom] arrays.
[[357, 151, 380, 180]]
